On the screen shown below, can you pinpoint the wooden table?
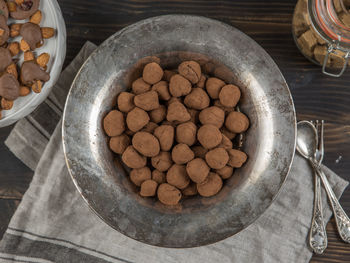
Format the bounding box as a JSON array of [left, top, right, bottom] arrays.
[[1, 0, 349, 261]]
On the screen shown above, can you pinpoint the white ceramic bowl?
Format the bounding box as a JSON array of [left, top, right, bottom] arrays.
[[0, 0, 66, 127]]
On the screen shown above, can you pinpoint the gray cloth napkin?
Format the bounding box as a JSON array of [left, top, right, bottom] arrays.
[[0, 41, 348, 263]]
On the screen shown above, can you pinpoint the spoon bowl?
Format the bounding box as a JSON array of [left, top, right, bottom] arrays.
[[297, 121, 318, 160]]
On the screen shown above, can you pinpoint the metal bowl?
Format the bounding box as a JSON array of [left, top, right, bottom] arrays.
[[62, 15, 296, 248]]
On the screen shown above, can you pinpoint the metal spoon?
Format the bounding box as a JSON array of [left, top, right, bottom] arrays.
[[297, 121, 327, 253], [297, 121, 350, 244]]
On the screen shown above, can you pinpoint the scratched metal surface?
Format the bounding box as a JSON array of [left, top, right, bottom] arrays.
[[62, 15, 296, 248]]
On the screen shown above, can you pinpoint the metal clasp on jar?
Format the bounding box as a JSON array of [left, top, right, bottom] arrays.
[[322, 41, 350, 77]]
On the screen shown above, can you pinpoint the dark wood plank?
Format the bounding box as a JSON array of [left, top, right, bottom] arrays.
[[0, 0, 350, 261]]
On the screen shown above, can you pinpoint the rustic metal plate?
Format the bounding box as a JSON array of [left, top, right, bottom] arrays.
[[62, 15, 296, 248]]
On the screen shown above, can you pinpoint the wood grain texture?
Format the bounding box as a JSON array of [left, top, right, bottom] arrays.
[[0, 0, 349, 261]]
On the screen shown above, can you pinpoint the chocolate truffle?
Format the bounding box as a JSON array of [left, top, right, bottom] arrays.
[[166, 101, 191, 123], [171, 143, 194, 164], [197, 74, 206, 89], [20, 61, 50, 85], [157, 183, 182, 205], [219, 84, 241, 107], [216, 166, 234, 179], [176, 121, 197, 146], [150, 105, 166, 123], [0, 47, 12, 72], [152, 170, 166, 184], [130, 166, 151, 186], [0, 73, 20, 101], [142, 122, 158, 133], [169, 74, 192, 97], [109, 134, 130, 154], [199, 106, 225, 128], [197, 172, 223, 197], [206, 77, 225, 99], [140, 180, 158, 197], [186, 158, 210, 183], [117, 92, 135, 112], [9, 0, 40, 20], [225, 111, 250, 133], [205, 147, 229, 169], [126, 107, 150, 132], [153, 125, 174, 151], [132, 131, 160, 157], [151, 151, 173, 172], [0, 0, 9, 19], [103, 110, 125, 137], [219, 134, 233, 149], [166, 164, 190, 189], [143, 62, 163, 84], [162, 70, 177, 82], [134, 90, 159, 111], [0, 15, 9, 46], [122, 146, 147, 169], [221, 127, 236, 140], [192, 145, 208, 159], [213, 99, 234, 113], [188, 109, 199, 124], [227, 149, 248, 168], [132, 77, 151, 95], [178, 61, 201, 84], [182, 183, 198, 196], [152, 81, 171, 101], [20, 22, 42, 50], [184, 88, 210, 110], [197, 124, 222, 149], [167, 96, 182, 105]]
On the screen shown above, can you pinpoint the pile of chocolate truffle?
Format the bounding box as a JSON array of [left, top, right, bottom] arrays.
[[0, 0, 54, 118], [103, 60, 249, 206]]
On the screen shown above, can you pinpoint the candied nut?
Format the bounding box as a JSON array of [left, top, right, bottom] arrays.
[[130, 167, 151, 186], [132, 77, 151, 95], [30, 10, 42, 24], [169, 74, 191, 97], [178, 60, 201, 84], [36, 53, 50, 68], [31, 79, 42, 93], [141, 121, 158, 133], [166, 164, 190, 189], [6, 63, 18, 79], [166, 101, 191, 123], [216, 166, 234, 179], [142, 62, 163, 84], [213, 99, 234, 113], [184, 88, 210, 110], [41, 27, 55, 39], [192, 145, 208, 159], [20, 39, 30, 52], [171, 143, 194, 164], [199, 106, 225, 128], [152, 169, 166, 184], [219, 84, 241, 107], [188, 108, 199, 123], [162, 70, 176, 82], [103, 110, 125, 137], [167, 96, 181, 105], [122, 146, 147, 169], [117, 92, 135, 113], [151, 80, 171, 101], [197, 172, 223, 197], [126, 107, 150, 132], [221, 127, 236, 140], [219, 134, 233, 149], [132, 131, 160, 157], [1, 98, 13, 110], [109, 134, 130, 154], [205, 147, 229, 169], [7, 2, 16, 12], [186, 158, 210, 183], [197, 74, 206, 88], [15, 0, 24, 4], [176, 121, 197, 146], [134, 90, 159, 111], [154, 125, 174, 151], [8, 42, 20, 56], [206, 77, 225, 99], [197, 124, 222, 149], [140, 180, 158, 197], [10, 23, 22, 37], [225, 111, 250, 133], [19, 85, 30, 96], [24, 51, 34, 61], [227, 149, 248, 168], [151, 151, 173, 172], [149, 105, 166, 123], [157, 183, 182, 205], [182, 183, 198, 196]]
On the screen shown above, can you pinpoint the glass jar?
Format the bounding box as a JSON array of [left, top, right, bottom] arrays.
[[292, 0, 350, 77]]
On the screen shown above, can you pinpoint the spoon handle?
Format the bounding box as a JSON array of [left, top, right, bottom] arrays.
[[315, 166, 350, 243], [309, 173, 327, 253]]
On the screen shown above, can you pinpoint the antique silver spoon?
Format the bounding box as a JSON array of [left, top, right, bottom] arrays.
[[297, 120, 327, 254], [297, 121, 350, 245]]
